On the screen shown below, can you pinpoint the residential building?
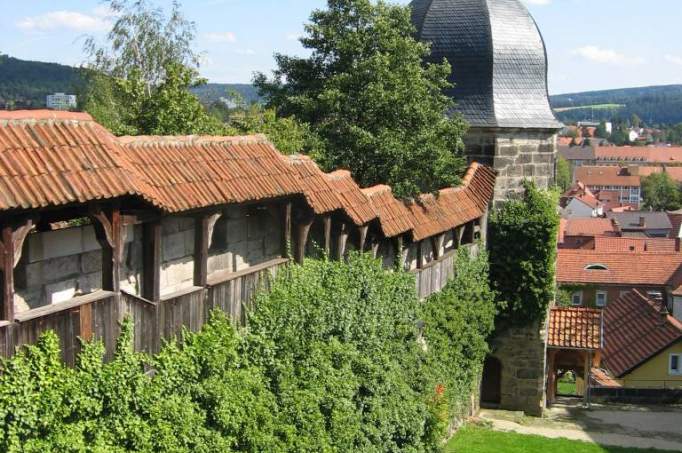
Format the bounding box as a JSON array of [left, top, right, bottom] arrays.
[[46, 93, 77, 110], [574, 166, 641, 207], [600, 290, 682, 389], [560, 182, 604, 218], [607, 211, 673, 238], [559, 218, 618, 249], [558, 145, 596, 167], [594, 145, 682, 166]]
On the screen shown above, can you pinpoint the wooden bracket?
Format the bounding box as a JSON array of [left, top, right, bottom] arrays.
[[323, 215, 332, 255], [205, 212, 223, 249], [337, 222, 349, 260], [358, 225, 369, 252], [431, 234, 445, 260]]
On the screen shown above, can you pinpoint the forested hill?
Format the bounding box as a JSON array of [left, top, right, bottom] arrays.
[[550, 85, 682, 125], [0, 55, 85, 108]]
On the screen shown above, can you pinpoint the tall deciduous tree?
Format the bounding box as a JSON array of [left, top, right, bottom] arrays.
[[555, 156, 572, 192], [82, 0, 223, 135], [255, 0, 468, 198], [642, 172, 682, 211]]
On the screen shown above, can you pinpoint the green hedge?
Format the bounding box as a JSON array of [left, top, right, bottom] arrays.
[[0, 251, 495, 452]]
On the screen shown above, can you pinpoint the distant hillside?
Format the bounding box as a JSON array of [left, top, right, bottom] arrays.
[[550, 85, 682, 125], [0, 55, 84, 108], [190, 83, 261, 106]]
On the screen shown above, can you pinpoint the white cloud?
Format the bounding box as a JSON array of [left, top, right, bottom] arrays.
[[17, 10, 110, 32], [522, 0, 551, 5], [665, 54, 682, 66], [203, 32, 237, 43], [572, 45, 644, 65]]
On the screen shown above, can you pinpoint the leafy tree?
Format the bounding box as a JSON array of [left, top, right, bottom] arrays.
[[595, 121, 610, 139], [82, 0, 223, 135], [555, 155, 572, 192], [610, 128, 630, 146], [642, 172, 682, 211], [255, 0, 468, 198], [489, 181, 559, 326]]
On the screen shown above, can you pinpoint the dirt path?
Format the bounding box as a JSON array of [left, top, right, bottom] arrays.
[[479, 405, 682, 452]]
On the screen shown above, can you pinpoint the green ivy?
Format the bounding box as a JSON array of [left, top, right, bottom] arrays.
[[0, 252, 496, 452], [489, 181, 560, 326]]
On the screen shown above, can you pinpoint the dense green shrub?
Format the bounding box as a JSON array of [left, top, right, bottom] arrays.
[[0, 252, 496, 452], [489, 181, 560, 326]]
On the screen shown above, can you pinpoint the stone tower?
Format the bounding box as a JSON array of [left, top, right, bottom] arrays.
[[411, 0, 562, 204], [411, 0, 561, 415]]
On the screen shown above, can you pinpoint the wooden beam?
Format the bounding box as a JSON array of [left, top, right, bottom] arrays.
[[194, 215, 211, 287], [431, 234, 445, 260], [1, 225, 14, 321], [283, 202, 292, 258], [416, 240, 424, 269], [91, 205, 123, 293], [323, 215, 332, 256], [142, 221, 161, 302], [295, 215, 314, 264], [358, 225, 369, 252], [547, 349, 557, 406], [337, 222, 349, 260], [371, 237, 381, 259], [394, 236, 405, 270]]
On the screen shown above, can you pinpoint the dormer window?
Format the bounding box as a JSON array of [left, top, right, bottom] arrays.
[[585, 264, 608, 271]]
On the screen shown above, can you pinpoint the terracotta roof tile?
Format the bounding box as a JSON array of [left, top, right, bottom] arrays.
[[557, 249, 682, 286], [119, 135, 301, 212], [286, 155, 341, 214], [593, 237, 678, 253], [548, 307, 602, 350], [0, 110, 152, 212], [603, 289, 682, 377], [574, 166, 640, 188], [564, 218, 618, 237], [325, 170, 377, 225], [361, 185, 414, 237], [595, 146, 682, 164]]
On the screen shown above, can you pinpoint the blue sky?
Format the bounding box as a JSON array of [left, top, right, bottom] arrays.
[[1, 0, 680, 94]]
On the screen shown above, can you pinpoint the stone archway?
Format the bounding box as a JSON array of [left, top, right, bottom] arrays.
[[481, 356, 502, 406]]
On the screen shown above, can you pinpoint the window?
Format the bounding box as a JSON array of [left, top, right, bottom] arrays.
[[596, 291, 607, 307], [670, 354, 682, 376], [585, 264, 608, 271], [571, 291, 583, 306]]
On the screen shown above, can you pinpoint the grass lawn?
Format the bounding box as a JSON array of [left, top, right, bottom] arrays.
[[445, 426, 666, 453], [558, 375, 577, 395]]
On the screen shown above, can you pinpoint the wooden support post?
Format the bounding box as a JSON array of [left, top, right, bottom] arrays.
[[358, 225, 369, 252], [91, 204, 123, 293], [432, 234, 445, 260], [479, 210, 489, 245], [1, 226, 14, 322], [323, 215, 332, 256], [416, 240, 424, 269], [283, 202, 292, 258], [337, 222, 349, 260], [394, 236, 405, 270], [194, 215, 211, 287], [371, 237, 381, 259], [465, 221, 476, 244], [295, 214, 314, 264], [546, 349, 557, 406], [584, 351, 592, 407], [142, 221, 161, 302]]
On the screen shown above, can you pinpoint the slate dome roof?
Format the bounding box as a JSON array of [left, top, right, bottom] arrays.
[[411, 0, 561, 129]]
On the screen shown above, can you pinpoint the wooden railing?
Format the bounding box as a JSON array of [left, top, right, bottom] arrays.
[[1, 258, 290, 360], [412, 244, 478, 300]]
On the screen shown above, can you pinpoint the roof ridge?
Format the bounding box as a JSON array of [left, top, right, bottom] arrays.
[[118, 134, 270, 146], [0, 109, 94, 123]]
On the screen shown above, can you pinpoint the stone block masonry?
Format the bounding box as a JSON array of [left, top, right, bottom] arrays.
[[465, 127, 557, 205]]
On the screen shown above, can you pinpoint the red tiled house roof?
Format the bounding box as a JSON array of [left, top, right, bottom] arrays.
[[602, 289, 682, 377], [0, 110, 154, 211], [286, 154, 342, 215], [548, 307, 603, 350], [564, 218, 618, 237], [325, 170, 377, 226], [574, 166, 640, 188], [592, 236, 678, 253], [557, 249, 682, 286], [361, 185, 414, 238]]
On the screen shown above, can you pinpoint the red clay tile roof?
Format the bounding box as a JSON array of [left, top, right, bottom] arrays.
[[602, 289, 682, 377], [591, 368, 622, 388], [564, 218, 618, 237], [548, 307, 603, 350], [0, 110, 151, 212], [574, 166, 641, 188], [562, 181, 600, 209], [556, 249, 682, 286], [362, 185, 414, 237], [325, 170, 377, 225], [592, 236, 678, 253], [119, 135, 301, 213], [595, 146, 682, 164], [0, 111, 497, 239], [286, 154, 342, 215]]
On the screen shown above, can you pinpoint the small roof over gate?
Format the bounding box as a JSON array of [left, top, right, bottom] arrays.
[[548, 307, 603, 350]]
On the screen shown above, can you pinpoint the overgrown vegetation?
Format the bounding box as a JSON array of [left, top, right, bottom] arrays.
[[0, 251, 495, 451], [255, 0, 469, 197], [641, 172, 682, 211], [489, 182, 560, 326]]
